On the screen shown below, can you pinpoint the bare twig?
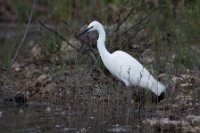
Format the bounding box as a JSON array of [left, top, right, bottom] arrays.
[[61, 19, 90, 47], [113, 6, 136, 43], [61, 19, 69, 26], [40, 20, 97, 63], [39, 20, 92, 54], [121, 7, 162, 36], [12, 0, 38, 62], [39, 20, 78, 50], [39, 20, 66, 41], [61, 19, 92, 52], [116, 7, 135, 30]]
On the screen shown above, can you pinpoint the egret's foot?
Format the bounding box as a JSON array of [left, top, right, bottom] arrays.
[[152, 92, 165, 103]]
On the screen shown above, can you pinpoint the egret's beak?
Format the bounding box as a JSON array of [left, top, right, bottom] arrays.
[[77, 26, 93, 37]]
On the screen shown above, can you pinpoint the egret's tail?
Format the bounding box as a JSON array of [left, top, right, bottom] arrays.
[[144, 76, 166, 96], [154, 81, 166, 96]]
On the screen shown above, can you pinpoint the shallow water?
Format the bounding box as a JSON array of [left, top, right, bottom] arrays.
[[0, 98, 159, 133]]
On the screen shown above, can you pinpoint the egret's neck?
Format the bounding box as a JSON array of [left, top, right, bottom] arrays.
[[97, 26, 111, 60]]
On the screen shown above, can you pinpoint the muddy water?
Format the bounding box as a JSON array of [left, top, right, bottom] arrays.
[[0, 96, 161, 133]]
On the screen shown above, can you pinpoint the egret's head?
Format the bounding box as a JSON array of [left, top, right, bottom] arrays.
[[78, 20, 101, 37]]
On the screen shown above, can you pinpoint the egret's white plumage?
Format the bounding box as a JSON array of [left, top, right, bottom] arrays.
[[78, 21, 166, 96]]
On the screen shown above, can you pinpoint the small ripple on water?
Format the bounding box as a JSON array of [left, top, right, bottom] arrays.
[[18, 127, 42, 133], [106, 124, 133, 133]]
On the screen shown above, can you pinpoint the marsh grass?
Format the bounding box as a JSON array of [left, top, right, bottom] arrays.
[[0, 0, 200, 132]]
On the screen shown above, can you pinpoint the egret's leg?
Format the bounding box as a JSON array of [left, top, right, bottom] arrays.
[[126, 87, 132, 125], [138, 88, 145, 117]]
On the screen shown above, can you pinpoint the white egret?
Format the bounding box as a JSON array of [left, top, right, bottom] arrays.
[[78, 21, 166, 101]]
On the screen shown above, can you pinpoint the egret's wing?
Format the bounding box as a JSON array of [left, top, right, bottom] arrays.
[[110, 51, 165, 95]]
